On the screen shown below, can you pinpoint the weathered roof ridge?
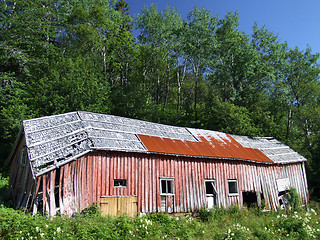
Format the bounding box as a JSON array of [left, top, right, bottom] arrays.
[[18, 111, 306, 178]]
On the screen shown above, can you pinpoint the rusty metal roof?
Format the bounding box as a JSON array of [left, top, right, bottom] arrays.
[[138, 130, 273, 163], [18, 111, 306, 177]]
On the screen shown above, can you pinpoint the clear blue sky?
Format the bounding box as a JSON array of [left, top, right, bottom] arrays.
[[126, 0, 320, 53]]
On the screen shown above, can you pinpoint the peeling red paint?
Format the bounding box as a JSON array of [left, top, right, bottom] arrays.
[[138, 134, 273, 163]]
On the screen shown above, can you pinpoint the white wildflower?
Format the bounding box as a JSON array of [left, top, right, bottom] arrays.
[[56, 227, 61, 233]]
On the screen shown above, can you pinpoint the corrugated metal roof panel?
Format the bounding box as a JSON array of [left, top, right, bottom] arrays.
[[138, 130, 274, 164]]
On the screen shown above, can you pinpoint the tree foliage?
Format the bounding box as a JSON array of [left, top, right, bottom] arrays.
[[1, 0, 320, 198]]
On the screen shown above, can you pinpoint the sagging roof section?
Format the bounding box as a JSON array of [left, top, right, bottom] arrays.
[[21, 111, 306, 177]]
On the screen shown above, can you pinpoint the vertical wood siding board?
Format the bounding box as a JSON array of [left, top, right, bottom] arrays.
[[184, 159, 189, 212], [97, 153, 101, 202], [50, 170, 56, 216], [182, 158, 187, 212], [194, 160, 198, 210], [109, 155, 114, 196], [127, 154, 131, 196], [295, 164, 304, 199], [144, 156, 149, 212], [46, 174, 51, 214], [191, 160, 195, 210], [132, 154, 136, 196], [201, 160, 206, 207], [223, 162, 228, 207], [253, 165, 261, 206], [302, 162, 309, 202], [152, 156, 156, 212], [148, 156, 152, 212], [269, 166, 277, 209], [83, 156, 88, 208], [69, 162, 74, 215], [125, 155, 128, 196], [259, 166, 267, 209], [192, 160, 197, 211], [220, 161, 225, 208], [150, 156, 154, 212], [135, 155, 139, 211], [89, 154, 94, 205], [152, 155, 156, 212], [76, 158, 80, 210], [179, 158, 184, 212], [193, 160, 198, 209], [140, 156, 145, 213], [199, 160, 204, 208], [30, 176, 41, 213], [224, 161, 229, 207], [301, 163, 307, 201], [42, 175, 47, 215], [185, 158, 189, 212], [236, 163, 241, 207], [260, 166, 269, 209], [64, 164, 70, 215], [19, 164, 31, 209], [215, 162, 220, 207], [247, 163, 252, 191], [78, 157, 83, 210], [296, 164, 303, 199], [296, 164, 303, 196], [176, 159, 181, 212], [106, 153, 110, 196], [136, 155, 141, 212], [198, 160, 203, 208], [22, 173, 34, 211], [155, 156, 160, 212], [188, 160, 193, 211], [59, 166, 64, 214], [101, 153, 106, 197]]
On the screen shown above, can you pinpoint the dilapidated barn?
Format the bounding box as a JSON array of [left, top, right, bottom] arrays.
[[8, 111, 308, 216]]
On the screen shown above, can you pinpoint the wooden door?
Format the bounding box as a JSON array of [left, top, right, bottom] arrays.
[[205, 180, 217, 209], [161, 195, 174, 213], [100, 196, 138, 217]]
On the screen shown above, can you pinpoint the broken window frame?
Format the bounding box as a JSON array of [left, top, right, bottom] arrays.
[[114, 179, 127, 187], [228, 179, 239, 196], [204, 179, 217, 196], [160, 178, 174, 196]]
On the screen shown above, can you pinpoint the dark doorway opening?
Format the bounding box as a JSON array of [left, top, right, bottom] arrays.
[[242, 191, 257, 208]]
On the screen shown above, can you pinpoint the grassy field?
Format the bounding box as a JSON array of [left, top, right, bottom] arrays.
[[1, 174, 320, 239]]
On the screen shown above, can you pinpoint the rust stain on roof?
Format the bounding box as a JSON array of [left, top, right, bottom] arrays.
[[138, 133, 273, 163]]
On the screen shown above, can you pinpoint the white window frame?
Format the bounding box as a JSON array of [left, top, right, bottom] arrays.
[[228, 179, 239, 196], [160, 178, 174, 196]]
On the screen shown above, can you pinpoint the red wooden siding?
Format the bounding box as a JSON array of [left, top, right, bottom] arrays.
[[34, 151, 308, 216]]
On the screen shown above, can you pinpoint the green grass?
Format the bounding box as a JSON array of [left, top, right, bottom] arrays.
[[1, 175, 320, 239], [0, 204, 320, 240]]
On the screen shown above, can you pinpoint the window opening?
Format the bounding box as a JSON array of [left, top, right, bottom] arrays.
[[228, 180, 239, 195], [114, 179, 127, 187], [20, 147, 27, 166], [242, 191, 257, 208], [205, 180, 217, 195], [160, 178, 174, 195]]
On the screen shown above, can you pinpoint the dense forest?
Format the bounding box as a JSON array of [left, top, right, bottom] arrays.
[[1, 0, 320, 199]]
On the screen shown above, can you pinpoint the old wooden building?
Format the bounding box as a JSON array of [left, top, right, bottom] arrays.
[[8, 111, 308, 216]]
